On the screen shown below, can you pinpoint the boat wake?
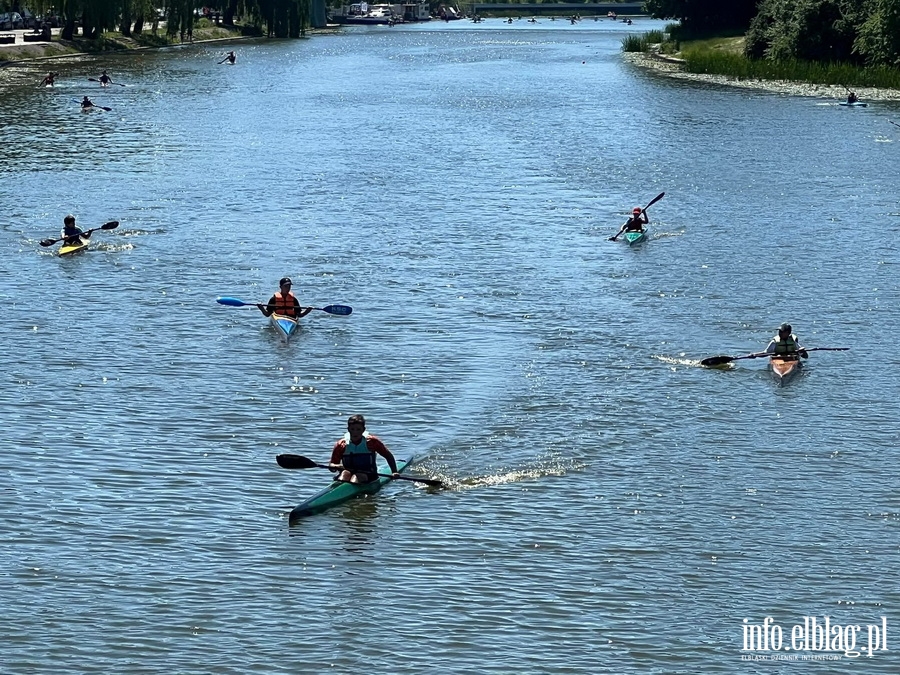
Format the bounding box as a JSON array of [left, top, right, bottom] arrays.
[[445, 459, 574, 490], [652, 354, 708, 368]]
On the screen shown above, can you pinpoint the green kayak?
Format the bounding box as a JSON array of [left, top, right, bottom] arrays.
[[624, 229, 647, 245], [289, 457, 412, 523]]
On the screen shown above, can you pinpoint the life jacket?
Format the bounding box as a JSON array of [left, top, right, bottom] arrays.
[[624, 216, 644, 232], [273, 291, 297, 317], [340, 432, 377, 474], [771, 334, 799, 355]]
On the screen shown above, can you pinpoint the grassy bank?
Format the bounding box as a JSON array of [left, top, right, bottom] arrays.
[[0, 23, 246, 65], [623, 27, 900, 90]]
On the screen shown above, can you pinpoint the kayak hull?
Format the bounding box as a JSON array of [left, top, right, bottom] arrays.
[[270, 313, 299, 342], [59, 236, 89, 256], [839, 101, 868, 107], [624, 229, 647, 245], [289, 457, 412, 523], [769, 357, 801, 386]]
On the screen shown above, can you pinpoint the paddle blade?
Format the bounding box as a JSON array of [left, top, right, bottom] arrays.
[[645, 192, 665, 210], [397, 475, 443, 488], [216, 296, 251, 307], [700, 355, 734, 367], [320, 304, 352, 316], [39, 238, 55, 247], [100, 221, 119, 230], [276, 454, 321, 469]]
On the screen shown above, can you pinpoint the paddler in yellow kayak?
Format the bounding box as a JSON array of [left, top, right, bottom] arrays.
[[62, 214, 89, 244], [256, 277, 312, 320], [329, 415, 400, 484]]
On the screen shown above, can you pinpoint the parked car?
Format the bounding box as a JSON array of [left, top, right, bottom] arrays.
[[0, 12, 25, 29]]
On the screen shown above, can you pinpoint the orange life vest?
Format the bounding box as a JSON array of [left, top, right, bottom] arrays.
[[274, 291, 297, 317]]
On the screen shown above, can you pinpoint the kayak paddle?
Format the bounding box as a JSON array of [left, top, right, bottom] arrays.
[[216, 296, 352, 315], [609, 191, 664, 241], [88, 77, 126, 87], [276, 453, 443, 487], [40, 220, 119, 247], [701, 347, 849, 368], [890, 120, 900, 129], [71, 97, 112, 111]]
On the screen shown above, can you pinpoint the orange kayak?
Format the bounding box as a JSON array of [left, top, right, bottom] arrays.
[[769, 356, 801, 386]]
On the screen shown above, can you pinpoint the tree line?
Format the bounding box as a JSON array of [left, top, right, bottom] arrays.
[[6, 0, 311, 40], [645, 0, 900, 67]]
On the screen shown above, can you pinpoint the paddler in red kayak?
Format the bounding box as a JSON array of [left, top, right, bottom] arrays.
[[257, 277, 312, 319], [329, 415, 400, 484]]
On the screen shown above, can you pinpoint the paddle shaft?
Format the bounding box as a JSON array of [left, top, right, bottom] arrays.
[[701, 347, 848, 367], [276, 453, 442, 487], [40, 221, 118, 247], [610, 191, 664, 241], [216, 297, 351, 315]]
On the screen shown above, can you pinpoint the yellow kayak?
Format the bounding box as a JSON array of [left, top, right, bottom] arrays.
[[59, 235, 90, 256]]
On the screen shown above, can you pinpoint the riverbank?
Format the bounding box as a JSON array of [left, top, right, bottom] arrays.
[[624, 46, 900, 102], [0, 24, 250, 66]]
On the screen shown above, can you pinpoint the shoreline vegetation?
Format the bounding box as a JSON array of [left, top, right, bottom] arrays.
[[0, 22, 303, 66], [623, 24, 900, 102]]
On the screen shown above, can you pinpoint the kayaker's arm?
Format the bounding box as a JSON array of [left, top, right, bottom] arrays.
[[369, 436, 399, 475], [329, 440, 346, 469], [296, 301, 313, 318], [257, 295, 276, 317]]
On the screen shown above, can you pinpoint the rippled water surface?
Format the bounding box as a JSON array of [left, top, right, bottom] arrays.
[[2, 19, 899, 673]]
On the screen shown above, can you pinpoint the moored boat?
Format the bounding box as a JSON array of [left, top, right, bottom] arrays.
[[624, 228, 647, 245], [270, 313, 299, 342], [59, 235, 89, 256], [769, 356, 801, 385], [289, 457, 412, 523]]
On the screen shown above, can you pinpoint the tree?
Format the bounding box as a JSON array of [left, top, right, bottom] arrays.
[[644, 0, 759, 31], [854, 0, 900, 66]]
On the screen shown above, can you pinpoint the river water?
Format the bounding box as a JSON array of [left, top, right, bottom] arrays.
[[1, 18, 899, 673]]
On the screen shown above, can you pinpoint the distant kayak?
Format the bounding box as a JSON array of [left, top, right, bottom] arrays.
[[289, 457, 413, 523], [839, 101, 868, 107]]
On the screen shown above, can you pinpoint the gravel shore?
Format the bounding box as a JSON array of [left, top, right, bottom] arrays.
[[624, 51, 900, 102]]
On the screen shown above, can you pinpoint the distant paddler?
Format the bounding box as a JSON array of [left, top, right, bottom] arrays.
[[847, 91, 858, 104], [39, 71, 58, 87], [608, 191, 664, 242], [328, 415, 400, 484], [763, 323, 807, 357], [219, 51, 236, 65], [256, 277, 312, 320], [62, 214, 89, 245], [80, 95, 96, 111]]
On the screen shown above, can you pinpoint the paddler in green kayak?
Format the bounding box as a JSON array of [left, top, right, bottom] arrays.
[[329, 415, 400, 484], [610, 206, 649, 241]]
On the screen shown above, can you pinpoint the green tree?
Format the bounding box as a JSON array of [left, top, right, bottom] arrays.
[[644, 0, 759, 30], [854, 0, 900, 66]]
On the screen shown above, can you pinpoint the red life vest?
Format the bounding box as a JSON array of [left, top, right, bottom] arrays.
[[274, 291, 297, 317]]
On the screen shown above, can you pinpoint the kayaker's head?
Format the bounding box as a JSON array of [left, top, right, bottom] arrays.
[[778, 323, 792, 337], [64, 214, 75, 225], [279, 277, 292, 291], [347, 414, 366, 442], [632, 207, 642, 215]]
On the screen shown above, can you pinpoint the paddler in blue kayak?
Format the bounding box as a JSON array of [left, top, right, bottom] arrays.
[[256, 277, 312, 319], [329, 415, 400, 484], [62, 214, 89, 244], [847, 91, 859, 104], [762, 324, 808, 358]]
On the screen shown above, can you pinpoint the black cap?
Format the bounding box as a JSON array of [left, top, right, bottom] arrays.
[[279, 277, 292, 286], [779, 323, 792, 333]]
